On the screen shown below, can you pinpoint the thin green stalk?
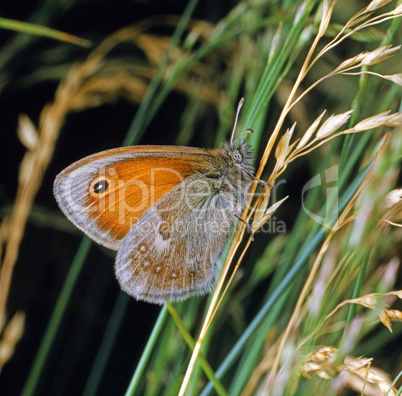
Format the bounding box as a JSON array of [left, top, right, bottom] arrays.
[[123, 0, 200, 147], [0, 17, 90, 46], [83, 292, 130, 396], [125, 305, 169, 396], [166, 303, 228, 396], [340, 251, 370, 348], [22, 237, 92, 396], [201, 163, 372, 395]]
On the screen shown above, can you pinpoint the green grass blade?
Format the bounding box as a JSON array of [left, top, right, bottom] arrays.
[[21, 237, 92, 396], [83, 293, 130, 396], [0, 17, 90, 46], [124, 305, 169, 396]]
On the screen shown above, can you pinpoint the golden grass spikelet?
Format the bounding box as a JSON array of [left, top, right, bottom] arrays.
[[275, 124, 295, 160], [350, 294, 377, 309], [381, 188, 402, 227], [0, 312, 25, 373], [379, 310, 393, 332], [385, 309, 402, 320], [360, 45, 400, 67], [310, 345, 337, 362], [317, 0, 333, 38], [66, 72, 149, 111], [382, 73, 402, 86], [349, 111, 391, 132], [301, 346, 337, 379], [315, 110, 353, 138], [389, 290, 402, 299], [252, 196, 288, 232], [301, 362, 333, 379], [17, 115, 39, 151], [385, 189, 402, 208], [180, 1, 402, 392], [296, 110, 326, 149], [334, 53, 367, 73], [302, 352, 397, 395], [135, 33, 172, 66], [366, 0, 394, 12], [334, 46, 401, 74], [341, 356, 397, 396], [393, 4, 402, 15]]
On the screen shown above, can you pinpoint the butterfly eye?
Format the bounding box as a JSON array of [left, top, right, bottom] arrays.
[[232, 150, 243, 163]]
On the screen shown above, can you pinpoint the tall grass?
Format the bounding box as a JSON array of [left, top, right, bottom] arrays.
[[0, 0, 401, 395]]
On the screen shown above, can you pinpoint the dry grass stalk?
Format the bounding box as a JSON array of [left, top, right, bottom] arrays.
[[340, 356, 397, 396], [381, 188, 402, 228], [301, 346, 337, 380], [179, 2, 402, 393], [264, 139, 382, 391], [300, 349, 397, 396], [241, 336, 281, 396], [0, 312, 25, 373], [1, 21, 219, 369]]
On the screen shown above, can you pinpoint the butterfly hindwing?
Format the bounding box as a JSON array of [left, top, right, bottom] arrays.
[[115, 178, 238, 304]]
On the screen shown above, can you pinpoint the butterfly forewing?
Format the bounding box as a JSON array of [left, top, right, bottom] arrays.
[[54, 146, 213, 250]]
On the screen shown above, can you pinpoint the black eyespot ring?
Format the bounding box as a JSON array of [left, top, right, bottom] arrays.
[[93, 180, 108, 194]]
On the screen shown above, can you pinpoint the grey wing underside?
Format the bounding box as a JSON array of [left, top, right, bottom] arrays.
[[115, 184, 234, 304]]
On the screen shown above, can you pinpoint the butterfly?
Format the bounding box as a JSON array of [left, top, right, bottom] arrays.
[[54, 99, 257, 304]]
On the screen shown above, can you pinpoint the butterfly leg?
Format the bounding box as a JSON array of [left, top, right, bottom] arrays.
[[241, 165, 271, 187], [233, 200, 255, 240], [234, 213, 255, 241]]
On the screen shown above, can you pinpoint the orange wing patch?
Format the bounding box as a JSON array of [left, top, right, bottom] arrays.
[[84, 155, 209, 242]]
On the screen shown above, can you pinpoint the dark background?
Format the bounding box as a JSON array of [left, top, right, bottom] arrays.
[[2, 1, 400, 395], [0, 1, 276, 395]]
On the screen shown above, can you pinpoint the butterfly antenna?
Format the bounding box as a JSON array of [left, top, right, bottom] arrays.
[[233, 128, 253, 145], [230, 97, 245, 144]]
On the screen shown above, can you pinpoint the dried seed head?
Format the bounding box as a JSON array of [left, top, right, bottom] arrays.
[[385, 189, 402, 208], [384, 113, 402, 127], [351, 111, 391, 132], [342, 356, 373, 372], [18, 115, 38, 151], [385, 309, 402, 320], [275, 123, 295, 159], [366, 0, 393, 12], [0, 312, 25, 371], [390, 290, 402, 300], [360, 45, 401, 67], [383, 73, 402, 86], [316, 110, 353, 138], [379, 311, 393, 332], [334, 53, 366, 73], [297, 110, 326, 149], [359, 294, 377, 308], [392, 3, 402, 15], [311, 346, 337, 362], [318, 0, 332, 37]]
